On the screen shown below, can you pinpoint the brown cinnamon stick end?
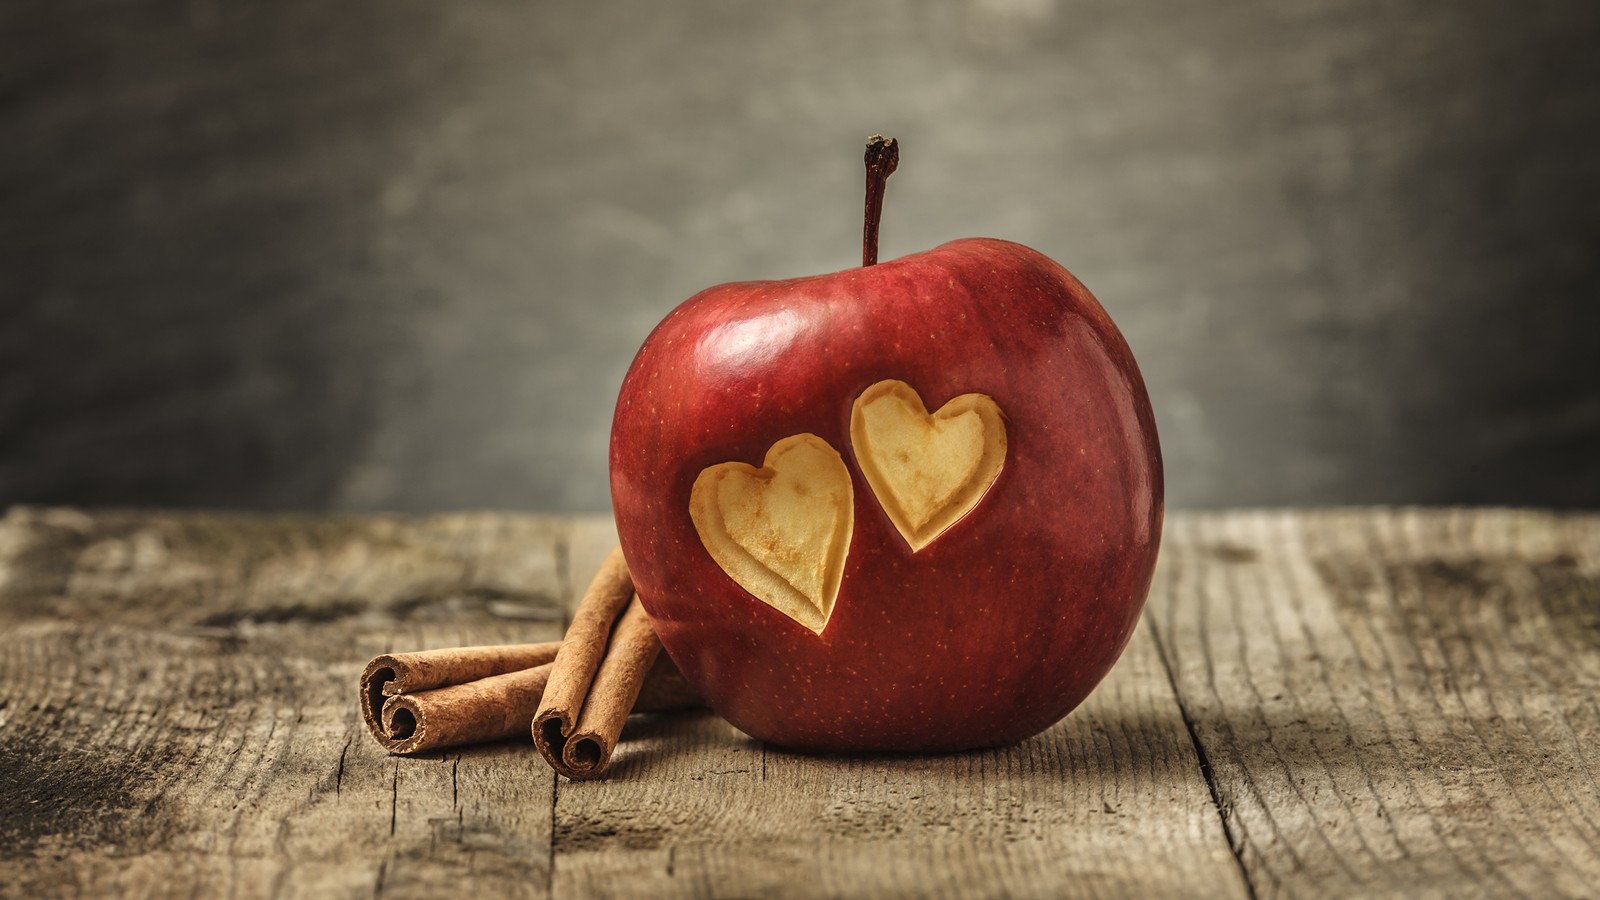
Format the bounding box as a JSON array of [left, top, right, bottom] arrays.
[[360, 655, 412, 740], [532, 708, 573, 773], [559, 734, 612, 781], [379, 695, 429, 755]]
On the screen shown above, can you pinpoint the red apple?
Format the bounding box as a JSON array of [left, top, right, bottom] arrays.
[[609, 138, 1162, 752]]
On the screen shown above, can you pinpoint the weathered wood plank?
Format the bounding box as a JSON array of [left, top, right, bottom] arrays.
[[1149, 508, 1600, 899], [8, 506, 1599, 898], [550, 626, 1247, 899], [548, 519, 1248, 900], [0, 507, 570, 898]]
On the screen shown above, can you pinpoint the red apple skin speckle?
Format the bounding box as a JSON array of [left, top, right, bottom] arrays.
[[611, 238, 1163, 753]]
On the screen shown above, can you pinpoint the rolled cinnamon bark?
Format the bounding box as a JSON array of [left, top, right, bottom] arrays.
[[363, 648, 699, 755], [539, 548, 635, 716], [535, 595, 663, 780], [361, 641, 562, 740], [532, 547, 634, 765], [378, 663, 556, 754], [360, 547, 701, 765]]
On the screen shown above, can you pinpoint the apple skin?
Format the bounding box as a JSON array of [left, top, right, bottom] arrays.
[[609, 238, 1162, 753]]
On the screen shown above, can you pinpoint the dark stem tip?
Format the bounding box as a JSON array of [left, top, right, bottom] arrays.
[[862, 134, 899, 267], [865, 134, 899, 174]]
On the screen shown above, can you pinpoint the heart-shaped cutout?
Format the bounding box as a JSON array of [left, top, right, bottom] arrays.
[[850, 379, 1007, 552], [689, 433, 853, 634]]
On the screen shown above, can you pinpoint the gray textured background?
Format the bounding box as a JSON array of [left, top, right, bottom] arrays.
[[3, 0, 1599, 513]]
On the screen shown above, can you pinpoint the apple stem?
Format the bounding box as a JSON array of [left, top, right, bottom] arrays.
[[862, 135, 899, 267]]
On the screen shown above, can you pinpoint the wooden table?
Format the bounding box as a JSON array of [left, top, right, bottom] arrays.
[[2, 507, 1597, 898]]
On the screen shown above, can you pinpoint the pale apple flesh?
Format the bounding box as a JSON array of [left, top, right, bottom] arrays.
[[688, 433, 853, 634], [850, 379, 1007, 553], [687, 381, 1005, 635]]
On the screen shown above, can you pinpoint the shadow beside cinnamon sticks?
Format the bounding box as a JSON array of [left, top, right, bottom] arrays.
[[359, 547, 701, 780]]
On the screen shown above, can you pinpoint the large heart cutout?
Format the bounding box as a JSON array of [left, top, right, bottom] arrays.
[[689, 434, 853, 634], [850, 379, 1007, 552]]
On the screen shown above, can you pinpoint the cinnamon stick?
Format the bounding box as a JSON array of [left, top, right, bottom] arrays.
[[361, 644, 698, 755], [360, 641, 562, 742], [360, 546, 701, 766], [378, 663, 556, 754], [532, 547, 633, 765], [535, 595, 664, 779]]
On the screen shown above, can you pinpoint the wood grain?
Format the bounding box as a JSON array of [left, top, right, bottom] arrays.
[[1149, 509, 1600, 899], [0, 507, 569, 898], [550, 518, 1246, 899], [549, 623, 1247, 899], [2, 506, 1598, 897]]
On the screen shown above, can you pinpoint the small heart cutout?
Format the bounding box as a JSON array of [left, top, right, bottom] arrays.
[[689, 433, 853, 634], [851, 379, 1007, 552]]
